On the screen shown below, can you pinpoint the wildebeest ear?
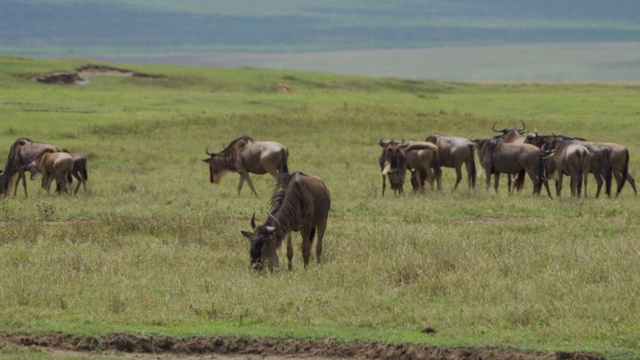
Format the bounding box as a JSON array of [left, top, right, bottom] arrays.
[[202, 158, 210, 163], [241, 231, 253, 240]]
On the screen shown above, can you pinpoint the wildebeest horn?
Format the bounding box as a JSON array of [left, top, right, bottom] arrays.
[[265, 211, 280, 228], [492, 122, 507, 133], [469, 133, 475, 140], [250, 212, 257, 229], [205, 146, 213, 156], [518, 120, 526, 131]]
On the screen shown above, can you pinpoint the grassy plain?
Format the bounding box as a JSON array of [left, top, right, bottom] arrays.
[[1, 55, 640, 359]]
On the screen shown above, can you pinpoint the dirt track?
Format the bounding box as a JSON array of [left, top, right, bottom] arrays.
[[1, 334, 605, 359]]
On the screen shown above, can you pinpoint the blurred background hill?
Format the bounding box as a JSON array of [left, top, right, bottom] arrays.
[[2, 0, 640, 81]]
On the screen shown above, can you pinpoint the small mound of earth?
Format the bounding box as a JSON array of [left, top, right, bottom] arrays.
[[34, 64, 164, 85], [1, 334, 605, 360]]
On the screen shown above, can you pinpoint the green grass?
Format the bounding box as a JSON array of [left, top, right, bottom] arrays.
[[1, 55, 640, 359]]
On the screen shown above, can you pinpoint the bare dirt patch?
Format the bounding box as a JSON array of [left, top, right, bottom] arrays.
[[34, 64, 164, 85], [1, 334, 605, 360]]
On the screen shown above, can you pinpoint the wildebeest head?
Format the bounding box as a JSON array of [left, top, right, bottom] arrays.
[[379, 138, 405, 175], [241, 212, 282, 270], [202, 147, 227, 184]]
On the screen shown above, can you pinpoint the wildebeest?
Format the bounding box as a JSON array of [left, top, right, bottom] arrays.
[[426, 134, 476, 189], [202, 136, 289, 197], [491, 121, 527, 145], [241, 171, 331, 271], [539, 142, 590, 198], [69, 153, 88, 194], [491, 121, 528, 191], [526, 134, 612, 198], [399, 140, 441, 192], [472, 137, 551, 197], [572, 139, 636, 197], [24, 151, 74, 195], [379, 139, 407, 196], [1, 138, 63, 198]]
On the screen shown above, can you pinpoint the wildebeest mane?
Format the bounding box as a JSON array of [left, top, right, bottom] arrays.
[[223, 136, 254, 152], [268, 172, 305, 230]]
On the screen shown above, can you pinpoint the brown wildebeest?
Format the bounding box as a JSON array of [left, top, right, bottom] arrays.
[[472, 137, 551, 197], [24, 151, 74, 195], [69, 153, 88, 194], [491, 121, 527, 191], [399, 140, 441, 192], [539, 142, 590, 198], [426, 134, 476, 189], [1, 138, 63, 198], [202, 136, 289, 197], [571, 139, 636, 197], [241, 171, 331, 271], [379, 139, 407, 196], [526, 134, 612, 198]]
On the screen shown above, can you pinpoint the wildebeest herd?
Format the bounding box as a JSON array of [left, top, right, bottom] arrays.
[[379, 121, 636, 199], [0, 138, 88, 198], [1, 123, 635, 271]]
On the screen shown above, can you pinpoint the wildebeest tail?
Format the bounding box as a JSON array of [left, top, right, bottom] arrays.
[[577, 164, 583, 196], [514, 170, 526, 191], [281, 148, 289, 174], [66, 170, 73, 184], [80, 158, 88, 181], [309, 227, 316, 246], [468, 145, 477, 188], [603, 147, 612, 197], [618, 148, 629, 195]]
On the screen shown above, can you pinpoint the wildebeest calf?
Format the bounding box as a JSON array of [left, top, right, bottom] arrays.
[[24, 151, 74, 195]]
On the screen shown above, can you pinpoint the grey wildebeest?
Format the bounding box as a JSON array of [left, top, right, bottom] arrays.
[[472, 137, 551, 197], [426, 134, 476, 189], [202, 136, 289, 197], [1, 138, 63, 198], [24, 151, 74, 195], [539, 142, 590, 198], [526, 134, 612, 198], [399, 140, 441, 192], [379, 139, 407, 196], [241, 171, 331, 271]]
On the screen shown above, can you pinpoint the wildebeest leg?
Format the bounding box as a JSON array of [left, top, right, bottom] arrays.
[[555, 175, 563, 198], [507, 174, 512, 193], [238, 172, 259, 197], [626, 174, 637, 195], [300, 227, 313, 269], [316, 220, 327, 266], [485, 171, 492, 191], [381, 175, 386, 196], [286, 234, 293, 271], [454, 166, 463, 190], [13, 171, 28, 198], [493, 173, 500, 194], [592, 172, 603, 198]]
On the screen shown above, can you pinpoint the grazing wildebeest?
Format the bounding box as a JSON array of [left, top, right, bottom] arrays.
[[69, 153, 88, 194], [202, 136, 289, 197], [472, 137, 551, 197], [426, 134, 476, 189], [1, 138, 63, 198], [379, 139, 407, 196], [399, 140, 441, 192], [24, 151, 74, 195], [526, 134, 612, 198], [241, 171, 331, 271], [539, 142, 590, 198]]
